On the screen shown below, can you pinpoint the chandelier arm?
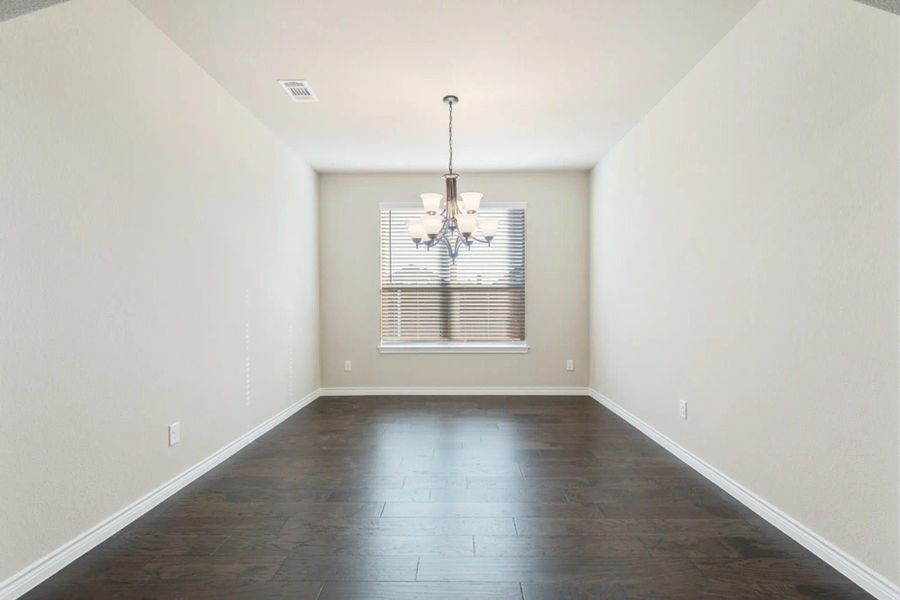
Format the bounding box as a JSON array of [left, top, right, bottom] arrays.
[[441, 235, 454, 258], [451, 236, 463, 262]]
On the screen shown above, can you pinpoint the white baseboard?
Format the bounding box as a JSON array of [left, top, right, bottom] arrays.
[[319, 386, 591, 396], [0, 388, 322, 600], [588, 389, 898, 600]]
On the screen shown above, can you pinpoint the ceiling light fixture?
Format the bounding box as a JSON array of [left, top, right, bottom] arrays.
[[406, 95, 498, 262]]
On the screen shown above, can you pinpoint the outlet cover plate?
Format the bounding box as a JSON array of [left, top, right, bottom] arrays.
[[168, 422, 181, 446]]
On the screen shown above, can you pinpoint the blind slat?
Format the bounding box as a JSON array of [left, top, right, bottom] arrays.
[[380, 207, 526, 343]]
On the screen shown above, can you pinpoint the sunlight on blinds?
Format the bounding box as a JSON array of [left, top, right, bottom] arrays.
[[380, 206, 526, 343]]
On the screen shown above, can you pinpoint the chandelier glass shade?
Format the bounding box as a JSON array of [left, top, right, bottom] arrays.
[[406, 95, 498, 262]]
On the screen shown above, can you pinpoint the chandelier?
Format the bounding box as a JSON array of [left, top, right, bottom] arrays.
[[406, 95, 498, 262]]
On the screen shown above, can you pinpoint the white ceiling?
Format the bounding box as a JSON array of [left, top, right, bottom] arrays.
[[130, 0, 758, 172]]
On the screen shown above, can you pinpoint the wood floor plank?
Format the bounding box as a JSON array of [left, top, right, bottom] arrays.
[[522, 581, 627, 600], [97, 529, 229, 556], [619, 581, 875, 599], [403, 475, 469, 488], [318, 581, 524, 599], [214, 534, 475, 557], [466, 476, 592, 490], [279, 516, 517, 537], [416, 555, 702, 583], [273, 555, 419, 581], [692, 557, 852, 584], [22, 396, 873, 600], [430, 486, 567, 502], [127, 514, 288, 534], [20, 582, 325, 600], [327, 487, 432, 502], [382, 501, 603, 518], [254, 500, 385, 518], [514, 516, 763, 537], [474, 535, 649, 558], [41, 554, 285, 586]]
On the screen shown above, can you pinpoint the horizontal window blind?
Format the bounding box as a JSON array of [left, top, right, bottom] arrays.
[[380, 206, 526, 343]]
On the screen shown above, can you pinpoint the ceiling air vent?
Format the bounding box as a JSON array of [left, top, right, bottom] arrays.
[[278, 80, 318, 102]]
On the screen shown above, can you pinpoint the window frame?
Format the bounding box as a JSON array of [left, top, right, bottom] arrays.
[[378, 200, 527, 354], [378, 340, 530, 354]]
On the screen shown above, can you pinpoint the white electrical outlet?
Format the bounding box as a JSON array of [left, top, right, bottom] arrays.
[[679, 400, 687, 420], [344, 360, 352, 372], [566, 359, 574, 371], [168, 422, 181, 446]]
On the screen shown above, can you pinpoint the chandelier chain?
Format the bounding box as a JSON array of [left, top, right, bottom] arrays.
[[448, 100, 453, 174]]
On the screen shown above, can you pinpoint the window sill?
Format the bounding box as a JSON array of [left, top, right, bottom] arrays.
[[378, 341, 530, 354]]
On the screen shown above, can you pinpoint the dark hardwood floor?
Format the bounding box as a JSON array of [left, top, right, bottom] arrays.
[[25, 396, 871, 599]]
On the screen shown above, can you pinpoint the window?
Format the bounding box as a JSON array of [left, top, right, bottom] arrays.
[[379, 204, 526, 353]]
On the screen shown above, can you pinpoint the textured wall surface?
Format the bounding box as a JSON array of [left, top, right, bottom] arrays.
[[0, 0, 69, 22], [590, 0, 898, 584], [0, 0, 319, 580], [853, 0, 900, 16]]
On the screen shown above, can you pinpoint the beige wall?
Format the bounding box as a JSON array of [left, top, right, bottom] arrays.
[[319, 171, 588, 389], [0, 0, 319, 580], [589, 0, 898, 585]]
